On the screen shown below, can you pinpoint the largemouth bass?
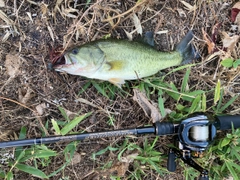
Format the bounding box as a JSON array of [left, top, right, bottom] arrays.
[[53, 31, 198, 86]]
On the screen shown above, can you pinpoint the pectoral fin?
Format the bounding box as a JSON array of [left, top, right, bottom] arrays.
[[108, 78, 125, 88]]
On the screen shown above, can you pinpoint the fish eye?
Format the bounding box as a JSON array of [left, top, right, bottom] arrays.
[[71, 48, 79, 55]]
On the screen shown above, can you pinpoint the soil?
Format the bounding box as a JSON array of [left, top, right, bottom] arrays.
[[0, 0, 239, 180]]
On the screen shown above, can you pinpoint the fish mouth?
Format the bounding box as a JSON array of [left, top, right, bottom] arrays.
[[53, 54, 76, 69], [52, 54, 66, 68]]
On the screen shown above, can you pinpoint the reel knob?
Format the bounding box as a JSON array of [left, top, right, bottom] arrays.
[[167, 148, 176, 172]]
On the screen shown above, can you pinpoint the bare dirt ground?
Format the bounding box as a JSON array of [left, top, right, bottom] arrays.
[[0, 0, 239, 179]]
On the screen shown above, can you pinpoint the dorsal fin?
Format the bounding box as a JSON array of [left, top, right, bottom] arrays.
[[135, 31, 155, 47]]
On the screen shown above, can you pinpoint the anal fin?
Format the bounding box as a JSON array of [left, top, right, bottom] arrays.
[[108, 78, 125, 88]]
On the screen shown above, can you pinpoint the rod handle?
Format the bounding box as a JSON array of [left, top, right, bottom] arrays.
[[154, 122, 175, 135], [216, 115, 240, 130]]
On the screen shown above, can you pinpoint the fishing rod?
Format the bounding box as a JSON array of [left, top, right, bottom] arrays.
[[0, 113, 240, 180]]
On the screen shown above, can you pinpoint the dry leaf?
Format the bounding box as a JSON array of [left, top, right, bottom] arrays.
[[36, 103, 47, 116], [47, 24, 55, 42], [120, 153, 138, 163], [62, 7, 78, 18], [132, 13, 142, 35], [0, 0, 5, 7], [222, 32, 239, 52], [103, 153, 138, 177], [235, 13, 240, 29], [70, 152, 81, 165], [5, 54, 21, 77], [124, 29, 133, 41], [133, 89, 162, 123], [18, 87, 33, 104], [1, 53, 21, 91], [0, 131, 11, 142], [176, 8, 186, 18], [0, 10, 19, 41], [180, 1, 197, 12], [231, 2, 240, 22], [40, 2, 48, 17], [26, 12, 33, 23], [155, 30, 168, 35], [202, 28, 215, 54], [206, 51, 222, 61], [2, 30, 11, 42], [0, 10, 13, 25], [53, 0, 64, 20], [231, 2, 240, 31], [76, 98, 101, 109], [103, 161, 129, 177], [26, 0, 38, 5], [211, 23, 221, 44], [65, 109, 77, 120]]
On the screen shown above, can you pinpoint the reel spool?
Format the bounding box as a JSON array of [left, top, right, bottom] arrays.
[[177, 114, 217, 151], [190, 125, 209, 142]]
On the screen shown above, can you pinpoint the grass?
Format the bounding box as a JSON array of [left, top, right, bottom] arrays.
[[0, 0, 239, 179], [1, 65, 239, 179], [1, 109, 91, 180], [92, 137, 168, 179]]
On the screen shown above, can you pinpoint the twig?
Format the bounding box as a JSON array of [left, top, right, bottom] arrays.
[[62, 0, 103, 52], [101, 0, 147, 22], [0, 96, 36, 112], [14, 0, 25, 25], [96, 6, 121, 29]]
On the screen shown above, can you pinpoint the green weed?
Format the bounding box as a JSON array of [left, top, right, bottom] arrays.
[[132, 67, 239, 179], [78, 80, 130, 99], [2, 127, 57, 179], [92, 137, 168, 179], [206, 127, 240, 179], [221, 58, 240, 68], [1, 66, 239, 180], [86, 65, 239, 179], [1, 108, 91, 179]]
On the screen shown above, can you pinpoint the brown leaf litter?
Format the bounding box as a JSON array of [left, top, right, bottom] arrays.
[[0, 0, 239, 179]]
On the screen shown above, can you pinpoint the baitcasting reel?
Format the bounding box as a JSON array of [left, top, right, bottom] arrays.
[[167, 114, 216, 180], [166, 113, 240, 180]]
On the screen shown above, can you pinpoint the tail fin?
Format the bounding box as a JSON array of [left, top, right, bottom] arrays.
[[176, 30, 199, 64]]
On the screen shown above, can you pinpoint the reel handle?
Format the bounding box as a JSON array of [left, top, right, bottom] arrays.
[[199, 175, 209, 180], [167, 149, 176, 172]]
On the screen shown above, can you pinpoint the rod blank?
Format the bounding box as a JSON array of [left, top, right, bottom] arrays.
[[0, 126, 156, 149]]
